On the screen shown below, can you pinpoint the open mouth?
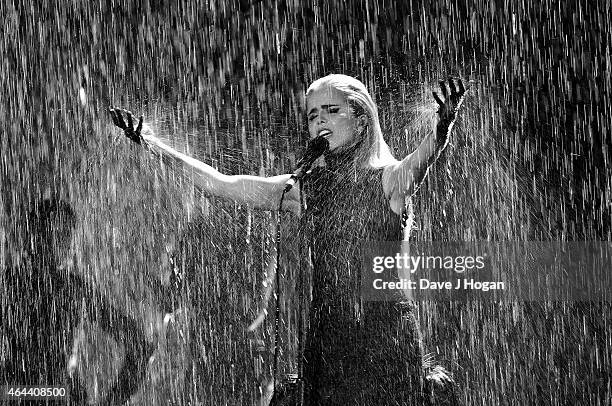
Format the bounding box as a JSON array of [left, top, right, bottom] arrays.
[[318, 129, 332, 137]]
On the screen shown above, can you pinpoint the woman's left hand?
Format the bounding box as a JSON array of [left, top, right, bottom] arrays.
[[433, 78, 466, 149]]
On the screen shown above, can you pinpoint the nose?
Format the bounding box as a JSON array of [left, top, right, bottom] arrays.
[[317, 110, 328, 125]]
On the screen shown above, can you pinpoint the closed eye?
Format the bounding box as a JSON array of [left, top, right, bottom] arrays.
[[307, 105, 340, 121]]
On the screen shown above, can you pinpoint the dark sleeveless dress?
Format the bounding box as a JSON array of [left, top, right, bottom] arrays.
[[299, 149, 424, 405]]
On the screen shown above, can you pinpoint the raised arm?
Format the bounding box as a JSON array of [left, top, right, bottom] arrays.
[[109, 108, 299, 213], [383, 79, 466, 212]]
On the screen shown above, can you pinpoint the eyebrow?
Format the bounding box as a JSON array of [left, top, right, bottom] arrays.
[[308, 104, 340, 115]]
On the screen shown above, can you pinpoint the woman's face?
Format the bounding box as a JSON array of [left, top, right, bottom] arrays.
[[306, 86, 361, 151]]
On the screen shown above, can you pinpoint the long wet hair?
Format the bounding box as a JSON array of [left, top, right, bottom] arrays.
[[306, 74, 397, 169]]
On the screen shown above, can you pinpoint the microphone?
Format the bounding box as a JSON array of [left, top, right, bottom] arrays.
[[284, 136, 330, 192]]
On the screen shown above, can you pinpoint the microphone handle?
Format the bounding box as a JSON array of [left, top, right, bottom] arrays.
[[284, 136, 329, 193], [284, 164, 310, 192], [284, 176, 299, 193]]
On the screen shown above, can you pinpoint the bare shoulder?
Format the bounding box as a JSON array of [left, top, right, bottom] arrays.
[[381, 160, 401, 198]]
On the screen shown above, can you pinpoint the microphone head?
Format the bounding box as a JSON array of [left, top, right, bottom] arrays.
[[302, 136, 330, 162], [285, 135, 330, 192], [310, 135, 330, 153]]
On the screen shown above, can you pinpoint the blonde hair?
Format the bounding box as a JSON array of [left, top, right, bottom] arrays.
[[306, 74, 397, 169]]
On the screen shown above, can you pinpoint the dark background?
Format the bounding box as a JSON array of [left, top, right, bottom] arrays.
[[1, 0, 610, 404]]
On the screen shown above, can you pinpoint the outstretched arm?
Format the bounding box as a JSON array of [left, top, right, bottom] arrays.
[[109, 108, 299, 214], [384, 78, 466, 210]]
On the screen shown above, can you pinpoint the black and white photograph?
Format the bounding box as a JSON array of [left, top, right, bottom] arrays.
[[1, 1, 610, 404]]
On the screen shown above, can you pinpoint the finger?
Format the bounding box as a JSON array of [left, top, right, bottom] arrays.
[[113, 109, 125, 129], [432, 91, 444, 107], [136, 116, 144, 134], [458, 79, 466, 95], [448, 77, 458, 95], [109, 108, 121, 128], [439, 81, 448, 98], [124, 109, 134, 129], [115, 109, 127, 129]]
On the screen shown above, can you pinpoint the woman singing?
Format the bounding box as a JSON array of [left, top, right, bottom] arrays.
[[110, 74, 466, 405]]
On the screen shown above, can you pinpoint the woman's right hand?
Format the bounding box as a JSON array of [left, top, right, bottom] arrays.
[[109, 107, 144, 145]]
